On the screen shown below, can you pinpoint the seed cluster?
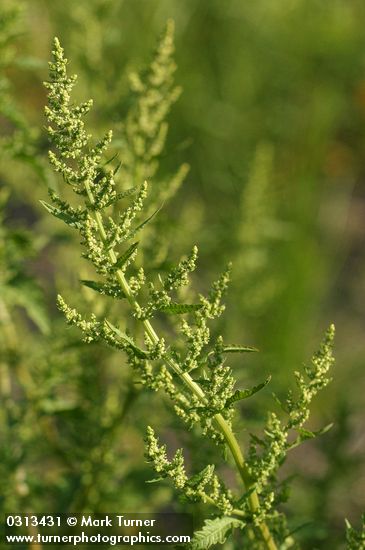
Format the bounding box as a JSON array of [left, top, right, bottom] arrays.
[[43, 34, 339, 550]]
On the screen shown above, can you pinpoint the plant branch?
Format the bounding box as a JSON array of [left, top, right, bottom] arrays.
[[84, 180, 278, 550]]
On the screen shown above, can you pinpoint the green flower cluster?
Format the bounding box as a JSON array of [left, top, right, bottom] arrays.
[[247, 326, 335, 520], [43, 35, 346, 550], [145, 426, 234, 515]]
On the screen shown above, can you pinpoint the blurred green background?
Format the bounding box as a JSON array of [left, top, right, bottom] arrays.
[[1, 1, 365, 548]]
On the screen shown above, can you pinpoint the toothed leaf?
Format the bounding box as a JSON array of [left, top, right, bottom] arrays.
[[225, 376, 271, 408], [103, 186, 138, 208], [113, 242, 139, 269], [105, 320, 148, 358], [80, 279, 125, 299], [186, 464, 214, 488], [190, 516, 244, 549], [40, 200, 81, 228]]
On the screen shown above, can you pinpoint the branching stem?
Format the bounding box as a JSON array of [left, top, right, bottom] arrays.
[[85, 181, 278, 550]]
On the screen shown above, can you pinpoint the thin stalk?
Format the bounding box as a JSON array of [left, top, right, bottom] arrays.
[[84, 182, 278, 550]]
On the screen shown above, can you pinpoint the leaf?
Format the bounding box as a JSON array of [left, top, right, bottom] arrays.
[[145, 477, 165, 484], [113, 242, 139, 269], [235, 486, 257, 508], [288, 423, 333, 451], [101, 153, 121, 174], [272, 392, 289, 413], [130, 204, 163, 237], [103, 152, 119, 166], [80, 279, 108, 293], [300, 423, 333, 438], [80, 279, 125, 299], [103, 186, 138, 208], [249, 433, 265, 447], [40, 200, 80, 229], [113, 161, 122, 175], [187, 464, 214, 488], [104, 320, 148, 358], [159, 302, 202, 314], [222, 345, 259, 353], [286, 521, 314, 540], [190, 517, 244, 549], [225, 376, 271, 408]]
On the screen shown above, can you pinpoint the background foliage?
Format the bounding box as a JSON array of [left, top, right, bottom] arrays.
[[1, 1, 365, 548]]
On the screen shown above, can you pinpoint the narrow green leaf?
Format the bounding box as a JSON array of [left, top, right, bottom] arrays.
[[130, 204, 163, 237], [249, 433, 265, 447], [298, 423, 333, 440], [187, 465, 214, 488], [40, 200, 80, 228], [190, 516, 244, 550], [103, 186, 138, 208], [103, 152, 119, 166], [222, 345, 259, 353], [118, 187, 139, 199], [225, 376, 271, 408], [288, 423, 333, 451], [80, 279, 107, 293], [286, 521, 315, 539], [113, 161, 122, 175], [113, 242, 139, 269], [235, 485, 257, 507], [145, 477, 165, 484], [80, 279, 125, 299], [159, 302, 202, 314], [272, 392, 289, 413], [105, 320, 148, 358]]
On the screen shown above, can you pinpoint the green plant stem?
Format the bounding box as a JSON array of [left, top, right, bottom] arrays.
[[84, 181, 278, 550]]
